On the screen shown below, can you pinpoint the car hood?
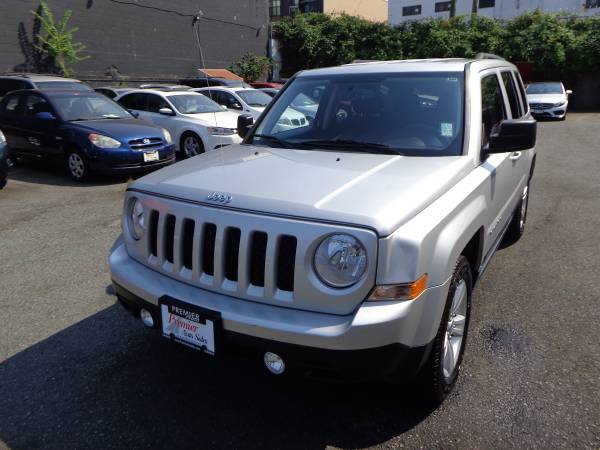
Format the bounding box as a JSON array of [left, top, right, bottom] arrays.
[[180, 110, 239, 128], [130, 144, 473, 236], [526, 94, 566, 104], [69, 118, 164, 139]]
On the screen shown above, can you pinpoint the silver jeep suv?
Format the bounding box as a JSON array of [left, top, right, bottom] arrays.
[[109, 55, 536, 401]]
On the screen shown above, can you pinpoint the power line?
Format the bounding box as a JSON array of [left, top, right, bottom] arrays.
[[104, 0, 263, 32]]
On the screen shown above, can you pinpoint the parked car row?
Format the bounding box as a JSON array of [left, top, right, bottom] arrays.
[[0, 75, 291, 184]]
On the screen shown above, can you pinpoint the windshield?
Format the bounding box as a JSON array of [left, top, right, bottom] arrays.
[[252, 72, 465, 156], [36, 81, 91, 91], [169, 94, 223, 114], [48, 93, 132, 121], [526, 83, 563, 95], [237, 89, 272, 107]]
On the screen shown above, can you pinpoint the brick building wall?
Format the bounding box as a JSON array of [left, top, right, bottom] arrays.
[[0, 0, 269, 78]]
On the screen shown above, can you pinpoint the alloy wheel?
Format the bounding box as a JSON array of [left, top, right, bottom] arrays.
[[442, 279, 467, 379]]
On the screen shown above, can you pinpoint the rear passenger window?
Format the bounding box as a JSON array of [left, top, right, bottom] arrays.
[[118, 93, 146, 110], [0, 94, 21, 114], [501, 72, 522, 118], [481, 74, 506, 147], [513, 71, 529, 115]]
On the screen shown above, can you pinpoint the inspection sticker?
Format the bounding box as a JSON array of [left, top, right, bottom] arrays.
[[441, 122, 453, 137]]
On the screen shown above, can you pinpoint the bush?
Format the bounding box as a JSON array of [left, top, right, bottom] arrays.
[[273, 11, 600, 80], [229, 53, 274, 82]]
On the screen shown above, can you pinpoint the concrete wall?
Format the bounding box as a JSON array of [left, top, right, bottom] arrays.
[[324, 0, 388, 21], [0, 0, 269, 78], [389, 0, 600, 24]]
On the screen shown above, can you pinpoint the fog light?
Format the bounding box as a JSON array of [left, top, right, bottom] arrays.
[[140, 308, 154, 327], [264, 352, 285, 375]]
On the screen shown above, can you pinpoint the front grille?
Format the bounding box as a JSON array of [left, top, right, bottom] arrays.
[[129, 137, 164, 149], [146, 210, 298, 294], [529, 103, 553, 110]]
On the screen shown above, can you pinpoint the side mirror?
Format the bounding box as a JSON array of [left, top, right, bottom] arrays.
[[158, 107, 175, 116], [231, 102, 243, 110], [34, 111, 56, 121], [237, 114, 254, 139], [566, 90, 573, 95], [221, 105, 228, 110], [129, 110, 140, 118], [487, 118, 537, 153]]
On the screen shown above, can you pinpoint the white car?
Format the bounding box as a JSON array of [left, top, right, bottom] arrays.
[[117, 90, 241, 158], [191, 87, 273, 119], [526, 81, 572, 120]]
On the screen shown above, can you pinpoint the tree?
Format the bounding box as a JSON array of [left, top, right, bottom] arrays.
[[229, 53, 274, 82], [31, 1, 88, 76]]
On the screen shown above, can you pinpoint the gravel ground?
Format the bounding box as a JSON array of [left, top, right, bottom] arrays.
[[1, 113, 599, 449]]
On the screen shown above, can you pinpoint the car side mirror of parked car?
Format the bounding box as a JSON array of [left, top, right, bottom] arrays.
[[237, 114, 254, 139], [487, 118, 537, 154], [128, 110, 140, 118], [159, 107, 175, 116], [566, 90, 573, 95], [34, 111, 56, 121]]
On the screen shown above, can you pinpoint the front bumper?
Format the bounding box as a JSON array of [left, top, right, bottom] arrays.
[[530, 104, 567, 119], [89, 144, 176, 174], [109, 237, 450, 375]]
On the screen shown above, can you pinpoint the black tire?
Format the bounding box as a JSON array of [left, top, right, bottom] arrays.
[[65, 149, 90, 182], [504, 182, 529, 245], [180, 132, 205, 159], [421, 255, 472, 404]]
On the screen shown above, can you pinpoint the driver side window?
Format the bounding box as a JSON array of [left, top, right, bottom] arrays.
[[481, 74, 506, 147]]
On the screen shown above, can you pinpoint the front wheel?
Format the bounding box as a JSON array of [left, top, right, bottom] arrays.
[[421, 255, 472, 403], [180, 132, 205, 158], [66, 150, 90, 182]]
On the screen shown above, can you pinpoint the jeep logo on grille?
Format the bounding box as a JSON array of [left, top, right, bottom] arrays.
[[206, 192, 232, 204], [143, 138, 150, 144]]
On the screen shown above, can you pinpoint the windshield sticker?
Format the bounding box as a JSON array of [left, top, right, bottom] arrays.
[[441, 123, 453, 137]]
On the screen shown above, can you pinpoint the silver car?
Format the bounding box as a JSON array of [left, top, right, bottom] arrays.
[[109, 55, 536, 402], [526, 81, 572, 120]]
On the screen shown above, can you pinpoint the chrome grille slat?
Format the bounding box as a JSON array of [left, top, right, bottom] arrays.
[[191, 220, 204, 280], [237, 230, 252, 294], [172, 217, 185, 275], [155, 213, 168, 265], [212, 226, 226, 288], [263, 235, 279, 299]]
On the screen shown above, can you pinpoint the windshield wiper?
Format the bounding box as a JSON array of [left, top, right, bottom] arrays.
[[296, 139, 400, 154], [252, 134, 295, 148]]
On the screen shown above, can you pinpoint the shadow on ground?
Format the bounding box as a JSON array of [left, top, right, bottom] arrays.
[[0, 303, 436, 450], [7, 159, 137, 187]]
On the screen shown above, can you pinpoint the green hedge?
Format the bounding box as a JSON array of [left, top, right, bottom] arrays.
[[273, 11, 600, 79]]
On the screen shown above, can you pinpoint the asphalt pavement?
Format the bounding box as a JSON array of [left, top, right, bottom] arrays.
[[1, 114, 599, 449]]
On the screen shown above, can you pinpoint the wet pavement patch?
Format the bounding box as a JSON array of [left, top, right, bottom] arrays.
[[480, 325, 531, 355]]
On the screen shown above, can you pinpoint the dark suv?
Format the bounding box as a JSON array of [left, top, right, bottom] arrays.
[[0, 90, 175, 181], [0, 74, 91, 99]]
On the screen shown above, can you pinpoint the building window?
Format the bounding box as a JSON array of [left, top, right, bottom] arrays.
[[402, 5, 422, 16], [585, 0, 600, 7], [479, 0, 495, 8], [289, 0, 299, 14], [300, 0, 319, 13], [434, 1, 452, 12], [269, 0, 281, 17]]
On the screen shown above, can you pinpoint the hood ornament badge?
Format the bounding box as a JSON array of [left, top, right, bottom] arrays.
[[206, 192, 232, 204]]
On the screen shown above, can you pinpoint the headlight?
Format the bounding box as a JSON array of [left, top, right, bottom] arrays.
[[313, 234, 367, 288], [162, 128, 172, 144], [127, 198, 145, 240], [553, 102, 565, 107], [208, 127, 236, 136], [89, 133, 121, 148], [0, 129, 6, 144]]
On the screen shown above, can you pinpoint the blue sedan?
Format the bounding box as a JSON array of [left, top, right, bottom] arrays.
[[0, 89, 175, 181]]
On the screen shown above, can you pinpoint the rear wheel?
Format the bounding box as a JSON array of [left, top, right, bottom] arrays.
[[66, 150, 90, 182], [180, 132, 205, 158], [504, 183, 529, 245], [421, 255, 472, 403]]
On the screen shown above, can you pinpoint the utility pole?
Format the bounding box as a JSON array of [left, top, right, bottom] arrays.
[[450, 0, 457, 17], [472, 0, 478, 14]]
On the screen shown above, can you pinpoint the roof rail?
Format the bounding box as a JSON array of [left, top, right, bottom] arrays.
[[474, 53, 505, 61], [350, 59, 382, 64]]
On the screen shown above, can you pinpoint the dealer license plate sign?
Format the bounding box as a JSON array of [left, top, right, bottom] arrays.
[[159, 299, 219, 355], [143, 151, 159, 162]]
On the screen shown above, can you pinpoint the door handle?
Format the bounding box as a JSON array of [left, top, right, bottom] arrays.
[[509, 151, 522, 161]]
